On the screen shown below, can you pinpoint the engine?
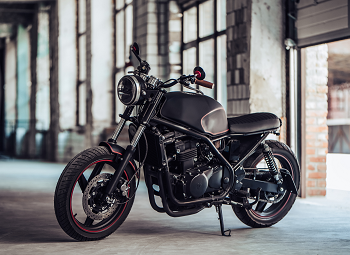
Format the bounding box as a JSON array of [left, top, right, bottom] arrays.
[[167, 138, 225, 199], [128, 124, 227, 200]]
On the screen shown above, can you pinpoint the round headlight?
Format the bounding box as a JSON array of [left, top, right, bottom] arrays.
[[117, 75, 145, 105]]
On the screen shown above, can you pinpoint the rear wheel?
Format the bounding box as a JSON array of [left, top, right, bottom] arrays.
[[232, 140, 300, 228], [54, 146, 136, 241]]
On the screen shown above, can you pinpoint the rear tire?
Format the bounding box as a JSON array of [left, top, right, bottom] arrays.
[[54, 146, 136, 241], [232, 140, 300, 228]]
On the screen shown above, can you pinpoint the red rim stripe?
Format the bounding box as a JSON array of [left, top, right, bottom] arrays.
[[69, 159, 130, 233]]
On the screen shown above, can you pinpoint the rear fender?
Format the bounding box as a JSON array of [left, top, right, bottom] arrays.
[[99, 141, 137, 173]]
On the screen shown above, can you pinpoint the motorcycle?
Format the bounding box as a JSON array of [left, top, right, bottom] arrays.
[[54, 42, 299, 241]]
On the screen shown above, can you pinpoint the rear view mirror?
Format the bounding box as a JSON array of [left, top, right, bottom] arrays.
[[131, 42, 140, 56], [193, 66, 206, 80]]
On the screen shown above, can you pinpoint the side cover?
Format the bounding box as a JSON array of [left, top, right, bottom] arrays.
[[160, 92, 228, 135]]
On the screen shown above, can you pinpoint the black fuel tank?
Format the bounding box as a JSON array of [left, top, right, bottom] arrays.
[[160, 92, 229, 135]]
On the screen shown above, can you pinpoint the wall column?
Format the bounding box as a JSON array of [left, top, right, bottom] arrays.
[[85, 0, 92, 148], [0, 39, 5, 153], [49, 0, 59, 161], [304, 44, 328, 196], [29, 5, 38, 158], [134, 0, 159, 77]]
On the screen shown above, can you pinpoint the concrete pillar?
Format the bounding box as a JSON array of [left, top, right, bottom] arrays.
[[85, 0, 92, 149], [29, 5, 38, 158], [58, 0, 76, 131], [36, 5, 51, 159], [134, 0, 159, 77], [4, 37, 17, 156], [49, 1, 59, 161], [226, 0, 285, 138], [249, 0, 285, 142], [0, 39, 5, 153], [90, 0, 114, 145], [249, 0, 284, 118], [134, 0, 180, 82]]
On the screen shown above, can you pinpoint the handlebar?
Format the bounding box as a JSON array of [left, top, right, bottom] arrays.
[[160, 75, 214, 90]]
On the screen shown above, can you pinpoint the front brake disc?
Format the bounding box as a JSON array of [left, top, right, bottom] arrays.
[[82, 173, 119, 221]]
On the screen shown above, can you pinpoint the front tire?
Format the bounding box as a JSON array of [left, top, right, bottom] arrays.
[[54, 146, 136, 241], [232, 140, 300, 228]]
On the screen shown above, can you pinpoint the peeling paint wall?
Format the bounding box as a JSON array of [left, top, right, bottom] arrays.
[[58, 0, 77, 130], [57, 0, 80, 161], [249, 0, 284, 117], [36, 10, 50, 131]]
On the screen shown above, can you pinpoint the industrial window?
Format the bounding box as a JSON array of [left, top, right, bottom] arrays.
[[182, 0, 227, 109], [76, 0, 87, 126], [114, 0, 133, 122]]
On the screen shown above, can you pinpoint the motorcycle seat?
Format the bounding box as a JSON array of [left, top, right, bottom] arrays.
[[227, 112, 281, 134]]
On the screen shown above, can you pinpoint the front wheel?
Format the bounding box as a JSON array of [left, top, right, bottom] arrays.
[[232, 140, 300, 228], [54, 146, 136, 241]]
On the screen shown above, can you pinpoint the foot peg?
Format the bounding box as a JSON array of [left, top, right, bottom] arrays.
[[215, 204, 231, 237]]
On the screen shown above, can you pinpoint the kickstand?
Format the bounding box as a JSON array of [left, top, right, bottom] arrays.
[[215, 204, 231, 237]]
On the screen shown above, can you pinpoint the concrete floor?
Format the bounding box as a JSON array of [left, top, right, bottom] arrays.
[[0, 160, 349, 255]]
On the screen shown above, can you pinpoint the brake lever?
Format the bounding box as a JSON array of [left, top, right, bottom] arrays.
[[179, 77, 204, 95]]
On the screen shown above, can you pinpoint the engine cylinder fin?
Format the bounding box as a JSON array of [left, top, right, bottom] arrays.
[[177, 148, 197, 161]]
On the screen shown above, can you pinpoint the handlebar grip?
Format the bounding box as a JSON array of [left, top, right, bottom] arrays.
[[195, 79, 214, 89]]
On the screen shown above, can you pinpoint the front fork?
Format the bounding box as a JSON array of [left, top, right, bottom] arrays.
[[109, 106, 135, 143], [104, 89, 166, 197]]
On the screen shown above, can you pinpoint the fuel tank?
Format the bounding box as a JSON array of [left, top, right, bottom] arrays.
[[160, 92, 229, 135]]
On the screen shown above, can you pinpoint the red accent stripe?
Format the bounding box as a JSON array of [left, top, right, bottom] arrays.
[[103, 143, 136, 172], [69, 159, 130, 233]]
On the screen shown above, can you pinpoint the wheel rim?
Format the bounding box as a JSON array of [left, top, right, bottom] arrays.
[[247, 153, 296, 219], [69, 159, 131, 233]]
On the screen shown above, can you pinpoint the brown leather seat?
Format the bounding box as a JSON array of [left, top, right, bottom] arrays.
[[227, 112, 281, 134]]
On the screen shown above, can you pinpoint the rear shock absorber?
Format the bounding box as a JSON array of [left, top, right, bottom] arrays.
[[262, 143, 283, 184]]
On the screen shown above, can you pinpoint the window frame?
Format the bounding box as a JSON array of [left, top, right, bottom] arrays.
[[181, 0, 226, 103]]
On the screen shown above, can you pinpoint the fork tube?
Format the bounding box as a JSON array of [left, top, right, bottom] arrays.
[[110, 106, 134, 142], [130, 124, 146, 147], [104, 90, 165, 197]]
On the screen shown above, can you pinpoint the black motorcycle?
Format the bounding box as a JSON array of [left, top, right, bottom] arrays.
[[54, 43, 299, 241]]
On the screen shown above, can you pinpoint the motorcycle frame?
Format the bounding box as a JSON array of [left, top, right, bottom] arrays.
[[99, 88, 297, 218]]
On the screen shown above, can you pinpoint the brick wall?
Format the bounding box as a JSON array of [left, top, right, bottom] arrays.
[[226, 0, 251, 117], [157, 0, 169, 81], [167, 0, 181, 82], [305, 44, 328, 196], [134, 0, 159, 77], [134, 0, 180, 81]]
